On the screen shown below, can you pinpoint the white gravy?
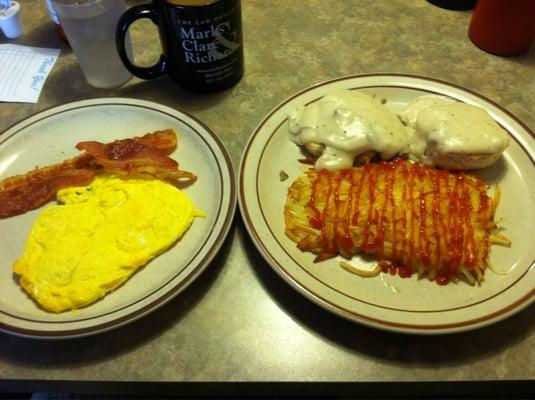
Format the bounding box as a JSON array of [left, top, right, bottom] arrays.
[[289, 91, 509, 170], [288, 90, 412, 170], [400, 95, 510, 157]]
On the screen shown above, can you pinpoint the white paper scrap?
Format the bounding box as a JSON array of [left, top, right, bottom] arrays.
[[0, 44, 60, 103]]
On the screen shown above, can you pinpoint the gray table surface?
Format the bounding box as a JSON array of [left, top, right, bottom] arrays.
[[0, 0, 533, 391]]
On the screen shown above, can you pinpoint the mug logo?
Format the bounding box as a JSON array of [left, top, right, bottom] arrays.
[[180, 22, 240, 63], [211, 22, 240, 59]]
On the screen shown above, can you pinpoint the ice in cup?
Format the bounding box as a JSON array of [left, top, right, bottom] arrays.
[[52, 0, 132, 89]]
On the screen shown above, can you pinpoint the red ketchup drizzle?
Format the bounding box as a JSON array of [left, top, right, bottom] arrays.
[[430, 170, 444, 269], [436, 274, 450, 286], [461, 179, 476, 267], [399, 162, 409, 264], [360, 164, 379, 251], [417, 165, 431, 267], [447, 174, 464, 275], [322, 171, 336, 254], [333, 170, 355, 253], [374, 162, 388, 256], [361, 162, 385, 253], [478, 185, 491, 258], [309, 170, 324, 230], [379, 260, 412, 278], [406, 162, 416, 269], [351, 164, 367, 226], [341, 170, 355, 252], [306, 160, 485, 285], [382, 162, 395, 254], [332, 171, 343, 251]]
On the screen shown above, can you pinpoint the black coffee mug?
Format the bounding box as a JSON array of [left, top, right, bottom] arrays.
[[116, 0, 244, 92]]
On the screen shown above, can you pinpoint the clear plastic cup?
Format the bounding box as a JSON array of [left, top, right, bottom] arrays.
[[51, 0, 132, 88], [0, 1, 23, 39]]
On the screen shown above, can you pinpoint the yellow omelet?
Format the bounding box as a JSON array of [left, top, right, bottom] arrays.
[[13, 175, 204, 313]]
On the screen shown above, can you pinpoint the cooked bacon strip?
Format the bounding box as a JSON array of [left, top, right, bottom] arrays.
[[0, 154, 95, 218], [0, 130, 194, 218], [76, 138, 197, 183], [133, 129, 177, 155]]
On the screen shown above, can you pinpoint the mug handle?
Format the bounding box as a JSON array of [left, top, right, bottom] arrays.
[[116, 4, 167, 79]]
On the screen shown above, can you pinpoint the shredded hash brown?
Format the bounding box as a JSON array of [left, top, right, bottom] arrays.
[[284, 159, 510, 285]]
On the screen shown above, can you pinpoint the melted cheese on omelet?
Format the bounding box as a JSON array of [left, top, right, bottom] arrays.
[[13, 176, 204, 313]]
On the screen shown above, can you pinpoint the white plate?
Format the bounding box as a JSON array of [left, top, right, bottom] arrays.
[[239, 73, 535, 334], [0, 98, 236, 339]]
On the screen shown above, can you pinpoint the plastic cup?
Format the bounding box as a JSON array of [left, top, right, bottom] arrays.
[[51, 0, 132, 88], [0, 1, 23, 39]]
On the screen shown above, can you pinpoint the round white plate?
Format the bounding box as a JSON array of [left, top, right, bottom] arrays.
[[0, 98, 236, 339], [239, 73, 535, 334]]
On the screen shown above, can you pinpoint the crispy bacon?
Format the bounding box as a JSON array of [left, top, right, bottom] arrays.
[[0, 129, 195, 218], [76, 138, 196, 182], [132, 129, 177, 155], [0, 154, 95, 218]]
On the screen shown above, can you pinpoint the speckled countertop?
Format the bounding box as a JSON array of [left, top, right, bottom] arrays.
[[0, 0, 534, 395]]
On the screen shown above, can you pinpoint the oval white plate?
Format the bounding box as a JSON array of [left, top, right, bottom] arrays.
[[239, 73, 535, 334], [0, 98, 236, 339]]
